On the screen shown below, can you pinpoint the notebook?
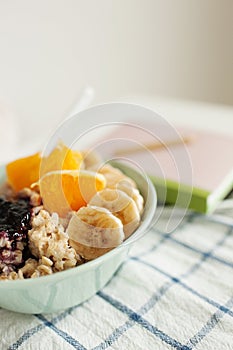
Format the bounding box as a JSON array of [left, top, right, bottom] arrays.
[[94, 122, 233, 213]]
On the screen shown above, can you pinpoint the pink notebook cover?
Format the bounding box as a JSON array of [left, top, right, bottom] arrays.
[[95, 123, 233, 193]]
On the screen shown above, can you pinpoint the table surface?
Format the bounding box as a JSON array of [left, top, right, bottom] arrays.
[[0, 97, 233, 350], [122, 95, 233, 136]]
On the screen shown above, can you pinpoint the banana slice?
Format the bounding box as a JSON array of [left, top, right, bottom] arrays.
[[89, 189, 140, 239], [98, 164, 144, 214], [98, 164, 136, 189], [67, 206, 124, 260], [111, 180, 144, 214]]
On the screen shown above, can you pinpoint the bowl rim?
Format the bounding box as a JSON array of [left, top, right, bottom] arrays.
[[0, 162, 156, 288]]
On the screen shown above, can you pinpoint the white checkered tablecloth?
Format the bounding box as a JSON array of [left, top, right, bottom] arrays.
[[0, 202, 233, 350]]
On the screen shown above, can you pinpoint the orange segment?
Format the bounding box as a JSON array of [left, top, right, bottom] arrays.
[[39, 170, 106, 217], [6, 152, 41, 192], [40, 141, 83, 177], [6, 141, 83, 192]]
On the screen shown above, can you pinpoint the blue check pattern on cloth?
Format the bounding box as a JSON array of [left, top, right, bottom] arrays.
[[1, 204, 233, 350]]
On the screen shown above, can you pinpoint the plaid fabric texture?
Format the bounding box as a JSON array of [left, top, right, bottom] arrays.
[[0, 204, 233, 350]]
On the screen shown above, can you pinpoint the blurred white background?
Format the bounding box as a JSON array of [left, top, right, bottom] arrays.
[[0, 0, 232, 159]]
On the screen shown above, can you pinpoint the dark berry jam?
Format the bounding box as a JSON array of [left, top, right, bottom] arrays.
[[0, 197, 32, 271], [0, 197, 31, 238]]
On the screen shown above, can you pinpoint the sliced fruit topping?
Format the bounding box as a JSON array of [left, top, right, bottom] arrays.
[[40, 140, 83, 176], [39, 170, 106, 217], [89, 188, 140, 239], [6, 141, 83, 192], [67, 205, 124, 260], [6, 152, 41, 192]]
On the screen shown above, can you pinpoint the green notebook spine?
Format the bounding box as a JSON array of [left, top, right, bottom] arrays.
[[149, 176, 210, 213]]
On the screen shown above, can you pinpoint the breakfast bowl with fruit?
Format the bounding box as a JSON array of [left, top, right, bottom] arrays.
[[0, 137, 156, 314]]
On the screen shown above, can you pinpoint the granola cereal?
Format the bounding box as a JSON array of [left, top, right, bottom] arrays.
[[28, 210, 82, 271]]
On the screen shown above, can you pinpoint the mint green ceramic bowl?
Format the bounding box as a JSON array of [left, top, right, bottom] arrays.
[[0, 163, 156, 314]]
